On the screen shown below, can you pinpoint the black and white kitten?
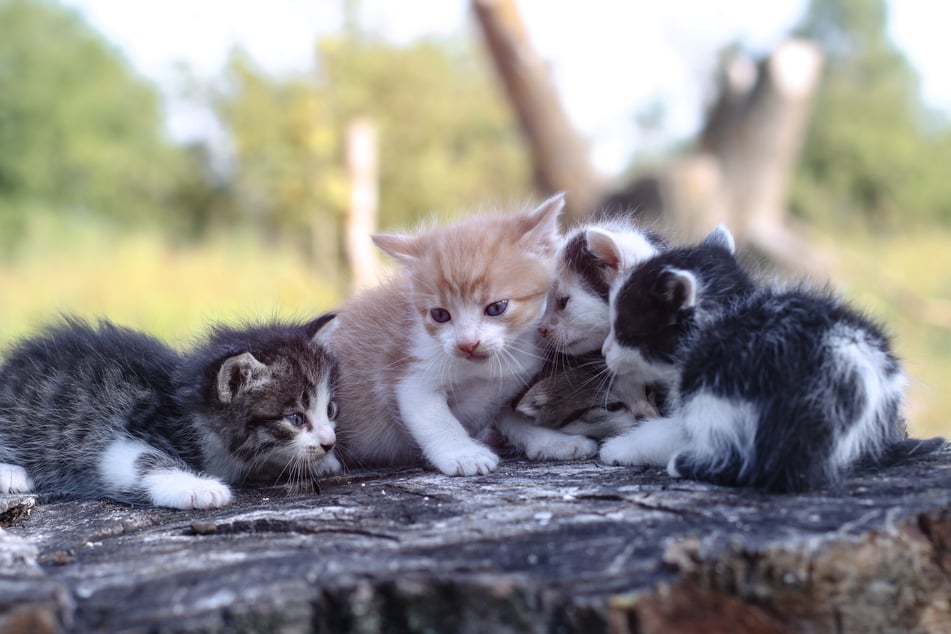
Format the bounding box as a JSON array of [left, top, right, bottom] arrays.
[[0, 315, 340, 509], [599, 226, 943, 492], [518, 220, 666, 437]]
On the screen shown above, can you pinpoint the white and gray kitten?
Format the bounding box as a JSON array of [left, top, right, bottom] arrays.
[[517, 219, 666, 438], [0, 315, 340, 509], [599, 226, 943, 492]]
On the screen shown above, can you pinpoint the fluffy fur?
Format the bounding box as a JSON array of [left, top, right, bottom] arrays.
[[514, 353, 638, 440], [0, 315, 339, 509], [599, 226, 943, 492], [520, 218, 667, 436], [331, 195, 599, 476]]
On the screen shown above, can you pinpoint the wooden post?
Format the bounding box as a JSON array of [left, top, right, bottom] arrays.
[[344, 118, 381, 292], [472, 0, 603, 223]]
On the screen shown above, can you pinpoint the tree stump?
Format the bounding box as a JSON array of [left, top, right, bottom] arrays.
[[2, 448, 951, 633]]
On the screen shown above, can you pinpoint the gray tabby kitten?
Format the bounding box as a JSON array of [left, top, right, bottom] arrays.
[[0, 315, 339, 509]]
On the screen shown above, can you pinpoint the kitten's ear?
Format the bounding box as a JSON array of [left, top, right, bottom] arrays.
[[216, 352, 268, 404], [702, 224, 736, 254], [515, 382, 551, 418], [517, 193, 565, 256], [585, 228, 624, 282], [660, 268, 697, 310], [372, 233, 422, 264], [305, 312, 338, 346]]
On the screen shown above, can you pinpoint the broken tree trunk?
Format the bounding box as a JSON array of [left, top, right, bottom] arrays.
[[699, 39, 826, 272], [3, 448, 951, 632], [472, 0, 603, 224]]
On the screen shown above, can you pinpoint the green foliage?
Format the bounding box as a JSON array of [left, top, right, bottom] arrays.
[[318, 35, 532, 228], [0, 0, 184, 237], [792, 0, 951, 228], [213, 32, 531, 244]]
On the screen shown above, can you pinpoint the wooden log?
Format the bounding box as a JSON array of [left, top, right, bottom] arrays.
[[2, 449, 951, 632], [472, 0, 603, 223]]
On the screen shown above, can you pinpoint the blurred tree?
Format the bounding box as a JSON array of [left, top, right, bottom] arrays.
[[0, 0, 184, 237], [792, 0, 951, 227], [212, 28, 532, 259]]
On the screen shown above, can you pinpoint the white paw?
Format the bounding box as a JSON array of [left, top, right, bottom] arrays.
[[524, 434, 598, 461], [599, 434, 661, 467], [0, 464, 32, 493], [430, 443, 500, 476], [599, 418, 685, 467], [145, 470, 233, 510]]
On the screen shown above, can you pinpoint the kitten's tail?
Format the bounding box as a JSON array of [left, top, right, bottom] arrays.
[[875, 436, 945, 466]]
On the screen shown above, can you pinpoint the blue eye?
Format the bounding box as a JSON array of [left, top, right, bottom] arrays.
[[485, 300, 508, 317], [430, 308, 451, 323], [285, 413, 305, 428], [327, 401, 338, 420]]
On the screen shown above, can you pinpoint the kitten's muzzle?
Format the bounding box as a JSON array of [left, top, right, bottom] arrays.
[[457, 341, 488, 361]]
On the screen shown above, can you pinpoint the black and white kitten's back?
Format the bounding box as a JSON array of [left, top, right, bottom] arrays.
[[0, 315, 339, 509], [600, 226, 943, 492]]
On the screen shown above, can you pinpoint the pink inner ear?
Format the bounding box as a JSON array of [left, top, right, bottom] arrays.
[[371, 233, 419, 262], [586, 230, 621, 271]]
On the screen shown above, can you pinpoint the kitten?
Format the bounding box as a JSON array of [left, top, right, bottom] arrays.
[[0, 314, 339, 509], [514, 352, 635, 440], [598, 226, 943, 492], [540, 219, 667, 356], [518, 219, 666, 436], [330, 194, 599, 476]]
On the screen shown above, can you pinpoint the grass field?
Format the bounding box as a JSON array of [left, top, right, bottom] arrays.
[[0, 217, 340, 348], [816, 230, 951, 437], [1, 217, 948, 437]]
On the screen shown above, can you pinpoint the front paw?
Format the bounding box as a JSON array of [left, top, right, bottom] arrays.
[[600, 434, 656, 467], [524, 434, 598, 461], [0, 464, 32, 493], [430, 443, 499, 476], [146, 470, 234, 510]]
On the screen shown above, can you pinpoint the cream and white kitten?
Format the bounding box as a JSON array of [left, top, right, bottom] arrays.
[[330, 195, 598, 476]]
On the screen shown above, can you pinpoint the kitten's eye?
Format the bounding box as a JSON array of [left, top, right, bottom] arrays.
[[327, 400, 338, 420], [556, 295, 570, 311], [485, 299, 509, 317], [430, 308, 451, 323], [605, 402, 627, 412], [285, 413, 306, 428]]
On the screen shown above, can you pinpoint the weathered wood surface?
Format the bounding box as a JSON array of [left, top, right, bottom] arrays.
[[3, 447, 951, 633]]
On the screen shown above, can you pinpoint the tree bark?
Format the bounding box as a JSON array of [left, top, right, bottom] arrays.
[[3, 450, 951, 632]]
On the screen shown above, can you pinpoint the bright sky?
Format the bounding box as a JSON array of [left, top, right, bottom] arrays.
[[61, 0, 951, 176]]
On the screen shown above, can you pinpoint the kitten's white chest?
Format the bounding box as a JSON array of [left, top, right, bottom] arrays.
[[439, 333, 543, 433]]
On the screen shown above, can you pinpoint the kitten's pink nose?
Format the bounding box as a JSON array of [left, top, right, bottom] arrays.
[[457, 341, 480, 355], [539, 326, 551, 338], [320, 440, 335, 452]]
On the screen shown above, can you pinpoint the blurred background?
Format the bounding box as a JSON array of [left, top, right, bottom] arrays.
[[0, 0, 949, 435]]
